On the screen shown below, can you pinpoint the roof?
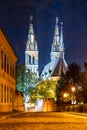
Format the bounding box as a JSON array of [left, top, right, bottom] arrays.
[[41, 56, 67, 80], [0, 27, 19, 62]]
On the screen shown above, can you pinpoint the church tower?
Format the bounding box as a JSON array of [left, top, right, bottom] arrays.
[[50, 17, 67, 74], [41, 17, 67, 80], [25, 16, 38, 76], [50, 17, 60, 61], [59, 22, 65, 59], [59, 21, 67, 74]]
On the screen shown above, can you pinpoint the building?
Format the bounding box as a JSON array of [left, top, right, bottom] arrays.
[[0, 28, 18, 112], [41, 17, 67, 80], [25, 16, 67, 80], [25, 16, 67, 111], [25, 16, 39, 77]]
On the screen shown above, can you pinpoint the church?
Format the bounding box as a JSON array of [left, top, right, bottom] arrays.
[[24, 16, 67, 111], [25, 16, 67, 80]]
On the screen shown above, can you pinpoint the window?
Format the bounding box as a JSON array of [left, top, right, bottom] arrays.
[[1, 50, 3, 70], [29, 55, 31, 64], [10, 88, 12, 103], [4, 85, 6, 103], [4, 54, 6, 72], [33, 56, 35, 64], [12, 64, 14, 78], [1, 84, 3, 103], [7, 87, 9, 103], [10, 61, 12, 76], [7, 58, 9, 74]]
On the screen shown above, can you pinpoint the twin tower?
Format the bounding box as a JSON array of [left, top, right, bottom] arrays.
[[25, 16, 67, 80]]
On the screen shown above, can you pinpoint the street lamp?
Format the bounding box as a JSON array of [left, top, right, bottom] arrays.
[[63, 93, 67, 98], [71, 87, 75, 112], [71, 87, 75, 93]]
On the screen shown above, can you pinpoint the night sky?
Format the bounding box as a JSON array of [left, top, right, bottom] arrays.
[[0, 0, 87, 71]]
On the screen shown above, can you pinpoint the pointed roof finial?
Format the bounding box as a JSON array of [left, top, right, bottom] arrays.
[[61, 22, 63, 28], [60, 22, 63, 39], [59, 21, 64, 51], [30, 15, 33, 22], [56, 17, 58, 24]]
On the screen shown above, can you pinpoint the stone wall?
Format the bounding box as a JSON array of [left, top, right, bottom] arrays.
[[14, 92, 24, 111], [42, 98, 57, 112]]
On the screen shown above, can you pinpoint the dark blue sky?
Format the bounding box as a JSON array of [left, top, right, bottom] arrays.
[[0, 0, 87, 71]]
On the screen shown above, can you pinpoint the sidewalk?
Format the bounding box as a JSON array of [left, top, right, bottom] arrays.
[[1, 111, 87, 120], [0, 111, 23, 120], [68, 112, 87, 117]]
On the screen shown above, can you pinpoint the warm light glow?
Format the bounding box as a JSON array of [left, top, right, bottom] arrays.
[[63, 93, 68, 98], [71, 87, 75, 92], [71, 86, 76, 105]]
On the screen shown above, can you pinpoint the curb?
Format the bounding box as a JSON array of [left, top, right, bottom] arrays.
[[68, 112, 87, 117], [0, 112, 25, 121]]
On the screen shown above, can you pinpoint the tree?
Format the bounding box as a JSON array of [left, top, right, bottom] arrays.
[[16, 64, 25, 92], [56, 72, 68, 104], [84, 62, 87, 71], [36, 80, 57, 101], [16, 64, 41, 103], [80, 62, 87, 103], [56, 63, 81, 104], [65, 62, 81, 85]]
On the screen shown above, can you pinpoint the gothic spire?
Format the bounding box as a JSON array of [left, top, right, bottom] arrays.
[[59, 22, 64, 51], [29, 15, 34, 35], [51, 17, 60, 52], [55, 17, 59, 36], [26, 15, 37, 51], [25, 15, 38, 76]]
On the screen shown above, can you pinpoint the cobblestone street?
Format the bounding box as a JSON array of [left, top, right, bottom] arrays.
[[0, 112, 87, 130]]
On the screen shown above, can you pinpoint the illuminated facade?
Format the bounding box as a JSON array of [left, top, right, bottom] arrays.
[[0, 29, 18, 112], [25, 16, 67, 112], [25, 16, 67, 80], [41, 17, 67, 80], [25, 16, 38, 76]]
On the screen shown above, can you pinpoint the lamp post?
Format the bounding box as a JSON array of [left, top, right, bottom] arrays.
[[71, 87, 75, 112]]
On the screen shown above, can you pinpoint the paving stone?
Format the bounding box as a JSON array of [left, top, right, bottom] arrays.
[[0, 112, 87, 130]]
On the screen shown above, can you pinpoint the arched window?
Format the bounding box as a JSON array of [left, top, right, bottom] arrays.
[[29, 55, 31, 64], [33, 56, 35, 64]]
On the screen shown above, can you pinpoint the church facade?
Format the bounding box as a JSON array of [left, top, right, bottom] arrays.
[[25, 16, 39, 77], [25, 16, 67, 111], [25, 16, 67, 80]]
